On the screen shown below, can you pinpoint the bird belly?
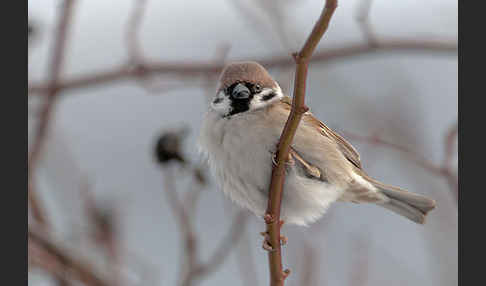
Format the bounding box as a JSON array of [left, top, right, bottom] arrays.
[[280, 171, 345, 226], [199, 110, 344, 226]]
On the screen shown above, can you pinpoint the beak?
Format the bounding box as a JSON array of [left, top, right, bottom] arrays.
[[231, 83, 251, 99]]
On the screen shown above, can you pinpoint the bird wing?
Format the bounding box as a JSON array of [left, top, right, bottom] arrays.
[[279, 96, 362, 169]]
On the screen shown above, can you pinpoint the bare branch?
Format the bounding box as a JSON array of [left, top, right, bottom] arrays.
[[29, 228, 110, 286], [443, 123, 458, 169], [125, 0, 176, 94], [355, 0, 378, 46], [81, 184, 121, 285], [161, 165, 248, 286], [442, 123, 459, 200], [28, 0, 76, 227], [29, 240, 72, 285], [194, 212, 248, 277], [264, 1, 337, 285], [28, 38, 457, 95], [126, 0, 148, 64]]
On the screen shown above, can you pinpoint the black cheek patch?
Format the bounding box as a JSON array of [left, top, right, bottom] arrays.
[[213, 98, 223, 104], [261, 92, 276, 101], [228, 98, 250, 116]]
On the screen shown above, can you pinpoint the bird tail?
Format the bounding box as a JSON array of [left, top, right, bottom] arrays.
[[365, 176, 436, 224]]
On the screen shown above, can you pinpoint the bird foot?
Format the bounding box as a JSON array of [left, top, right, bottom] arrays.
[[271, 153, 278, 166], [261, 232, 275, 252], [280, 235, 288, 245], [260, 231, 288, 252], [264, 213, 274, 224], [270, 152, 294, 166], [263, 214, 285, 227]]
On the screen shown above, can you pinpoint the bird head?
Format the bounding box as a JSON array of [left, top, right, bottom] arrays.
[[211, 61, 283, 117]]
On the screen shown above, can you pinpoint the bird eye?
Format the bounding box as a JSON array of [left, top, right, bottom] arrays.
[[254, 84, 262, 93]]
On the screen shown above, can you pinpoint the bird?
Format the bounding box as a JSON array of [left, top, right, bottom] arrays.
[[198, 61, 436, 229]]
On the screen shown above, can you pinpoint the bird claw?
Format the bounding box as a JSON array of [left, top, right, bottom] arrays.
[[271, 153, 278, 166], [260, 232, 276, 252], [286, 153, 294, 166], [271, 152, 294, 166], [262, 240, 275, 252], [260, 231, 288, 251], [264, 213, 274, 224]]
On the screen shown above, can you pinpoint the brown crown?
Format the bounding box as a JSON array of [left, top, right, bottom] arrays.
[[217, 61, 278, 92]]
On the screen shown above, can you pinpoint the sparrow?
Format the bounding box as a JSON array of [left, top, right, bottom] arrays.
[[198, 61, 436, 227]]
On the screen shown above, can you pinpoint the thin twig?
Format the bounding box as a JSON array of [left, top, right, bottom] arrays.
[[28, 38, 457, 95], [82, 185, 121, 286], [28, 0, 76, 226], [162, 166, 248, 286], [161, 167, 196, 286], [29, 239, 72, 285], [28, 228, 110, 286], [442, 123, 459, 200], [192, 212, 248, 277], [126, 0, 148, 64], [264, 1, 337, 285], [356, 0, 378, 46], [125, 0, 170, 94]]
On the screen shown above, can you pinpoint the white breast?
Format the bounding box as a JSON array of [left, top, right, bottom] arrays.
[[198, 108, 345, 226]]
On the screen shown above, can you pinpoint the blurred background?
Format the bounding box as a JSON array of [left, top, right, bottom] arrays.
[[28, 0, 457, 285]]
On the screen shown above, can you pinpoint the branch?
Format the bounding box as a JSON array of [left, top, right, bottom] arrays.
[[29, 239, 72, 285], [28, 0, 76, 226], [192, 212, 248, 278], [355, 0, 378, 46], [81, 184, 121, 285], [161, 166, 248, 286], [264, 1, 337, 285], [28, 228, 110, 286], [28, 38, 456, 95], [161, 168, 196, 283], [125, 0, 172, 94], [126, 0, 147, 64]]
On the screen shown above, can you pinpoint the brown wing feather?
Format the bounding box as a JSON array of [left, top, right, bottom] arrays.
[[280, 96, 362, 169]]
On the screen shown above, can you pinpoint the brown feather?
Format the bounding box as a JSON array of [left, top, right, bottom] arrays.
[[279, 96, 362, 169], [289, 147, 323, 180], [218, 61, 278, 92]]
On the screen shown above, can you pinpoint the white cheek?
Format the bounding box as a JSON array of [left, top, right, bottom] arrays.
[[250, 87, 284, 110], [210, 96, 232, 116], [250, 97, 269, 110]]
